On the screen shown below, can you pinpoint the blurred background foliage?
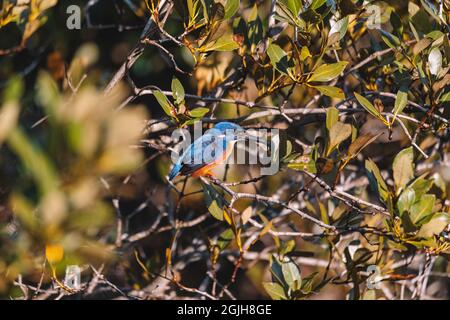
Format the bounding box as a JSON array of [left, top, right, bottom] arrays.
[[0, 0, 449, 299]]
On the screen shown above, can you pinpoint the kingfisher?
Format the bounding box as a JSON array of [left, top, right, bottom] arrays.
[[168, 122, 255, 181]]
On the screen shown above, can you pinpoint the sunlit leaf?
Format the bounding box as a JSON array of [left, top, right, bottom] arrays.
[[153, 89, 176, 118], [428, 47, 442, 76], [300, 46, 311, 61], [326, 107, 339, 131], [409, 176, 433, 199], [263, 282, 287, 300], [417, 213, 450, 238], [224, 0, 239, 19], [327, 122, 352, 156], [200, 34, 239, 52], [241, 206, 252, 224], [347, 132, 383, 159], [247, 4, 263, 53], [188, 107, 209, 118], [410, 194, 435, 225], [281, 0, 302, 16], [308, 62, 348, 82], [281, 258, 302, 291], [397, 188, 415, 216], [314, 85, 345, 99], [328, 16, 349, 45], [366, 159, 390, 203], [202, 182, 225, 221], [380, 29, 400, 49], [267, 42, 294, 76], [391, 89, 408, 124], [171, 77, 185, 105], [217, 228, 234, 250], [354, 92, 387, 124], [393, 147, 414, 193], [310, 0, 327, 10]]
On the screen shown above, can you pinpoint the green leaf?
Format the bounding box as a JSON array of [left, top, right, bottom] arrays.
[[393, 147, 414, 193], [314, 85, 345, 99], [417, 212, 450, 238], [278, 239, 296, 256], [328, 16, 349, 45], [187, 0, 195, 20], [282, 140, 293, 160], [276, 1, 303, 28], [300, 8, 322, 24], [300, 272, 318, 294], [391, 90, 408, 124], [380, 29, 401, 49], [201, 34, 239, 52], [263, 282, 287, 300], [327, 122, 352, 156], [300, 46, 311, 61], [318, 200, 329, 226], [3, 76, 24, 103], [216, 228, 234, 250], [409, 176, 433, 199], [390, 11, 403, 38], [308, 62, 348, 82], [282, 0, 302, 16], [171, 77, 185, 105], [202, 183, 225, 221], [154, 89, 175, 118], [188, 107, 209, 118], [267, 43, 294, 76], [365, 159, 390, 203], [346, 132, 383, 161], [410, 194, 435, 225], [440, 91, 450, 103], [354, 92, 384, 121], [326, 107, 339, 131], [247, 4, 263, 52], [8, 128, 58, 195], [397, 188, 415, 216], [428, 47, 442, 76], [420, 0, 442, 24], [224, 0, 239, 20], [431, 173, 446, 194], [310, 0, 327, 10], [281, 259, 302, 291], [269, 255, 285, 285]]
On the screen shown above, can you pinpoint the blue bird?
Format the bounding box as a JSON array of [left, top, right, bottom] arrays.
[[168, 122, 247, 181]]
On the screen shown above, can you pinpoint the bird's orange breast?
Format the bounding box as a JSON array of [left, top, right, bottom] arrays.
[[191, 142, 235, 177]]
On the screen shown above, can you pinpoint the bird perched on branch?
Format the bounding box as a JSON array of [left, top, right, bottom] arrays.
[[168, 122, 258, 181]]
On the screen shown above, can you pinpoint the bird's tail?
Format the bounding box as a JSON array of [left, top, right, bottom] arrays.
[[168, 163, 181, 181]]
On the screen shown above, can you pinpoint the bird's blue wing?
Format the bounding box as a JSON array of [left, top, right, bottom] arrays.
[[177, 132, 228, 176]]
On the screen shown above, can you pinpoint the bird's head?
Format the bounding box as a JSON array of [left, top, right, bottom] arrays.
[[213, 122, 243, 132], [212, 122, 265, 146]]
